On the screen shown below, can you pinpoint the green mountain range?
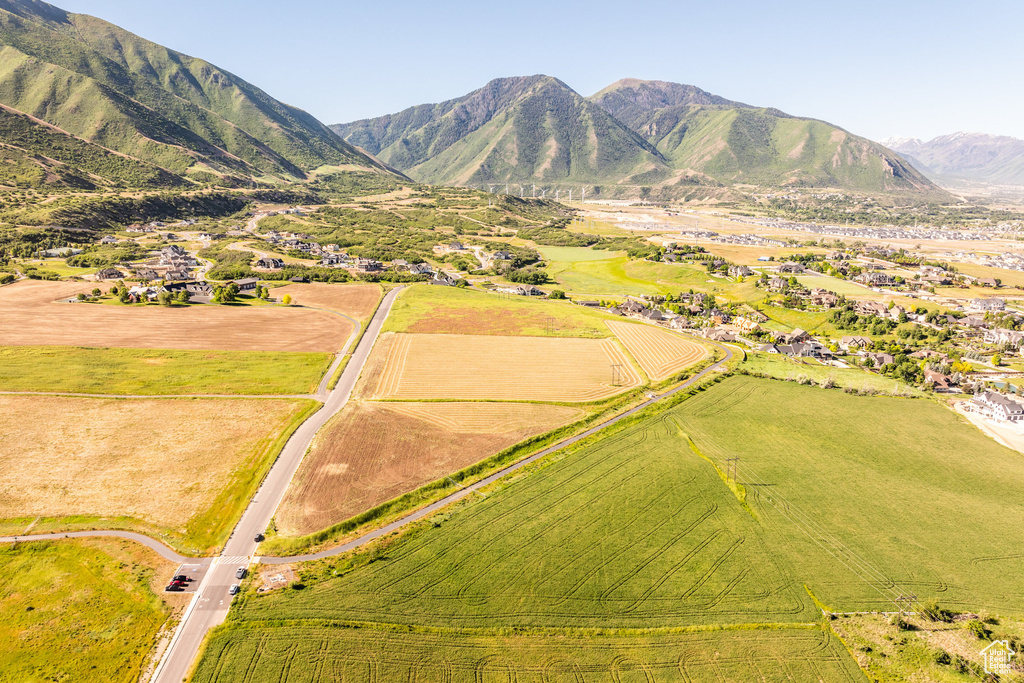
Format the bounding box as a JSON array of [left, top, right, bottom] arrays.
[[333, 75, 672, 188], [335, 76, 940, 197], [0, 0, 390, 189]]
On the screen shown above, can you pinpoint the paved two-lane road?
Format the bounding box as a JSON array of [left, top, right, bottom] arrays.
[[150, 285, 404, 683]]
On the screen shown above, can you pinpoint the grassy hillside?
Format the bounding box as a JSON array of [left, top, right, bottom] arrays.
[[333, 75, 672, 186], [0, 0, 389, 183], [590, 79, 942, 196]]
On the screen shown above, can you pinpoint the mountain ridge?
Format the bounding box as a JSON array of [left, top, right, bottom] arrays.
[[0, 0, 394, 187], [883, 132, 1024, 186], [334, 76, 942, 197]]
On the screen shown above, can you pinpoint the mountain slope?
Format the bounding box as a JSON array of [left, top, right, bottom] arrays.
[[883, 132, 1024, 186], [0, 0, 388, 184], [332, 75, 673, 187], [590, 79, 937, 195]]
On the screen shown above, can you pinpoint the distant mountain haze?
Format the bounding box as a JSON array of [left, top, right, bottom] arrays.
[[883, 132, 1024, 186], [0, 0, 392, 188], [334, 76, 940, 197]]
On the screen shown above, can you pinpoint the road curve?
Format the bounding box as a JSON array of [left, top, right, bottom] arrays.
[[261, 338, 734, 565], [150, 285, 404, 683], [0, 530, 205, 564]]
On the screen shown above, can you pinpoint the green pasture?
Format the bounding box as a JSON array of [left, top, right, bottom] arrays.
[[382, 284, 616, 337], [795, 274, 871, 297], [0, 346, 332, 395], [0, 540, 169, 683]]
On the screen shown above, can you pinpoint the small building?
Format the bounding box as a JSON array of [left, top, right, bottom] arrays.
[[986, 329, 1024, 347], [972, 297, 1005, 312], [971, 391, 1024, 422], [728, 265, 753, 278], [97, 268, 125, 280], [234, 277, 258, 292], [256, 257, 285, 270], [840, 335, 871, 352], [134, 268, 160, 281], [515, 284, 545, 297], [778, 262, 805, 274]]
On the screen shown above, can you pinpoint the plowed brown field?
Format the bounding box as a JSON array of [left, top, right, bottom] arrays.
[[606, 320, 708, 381], [367, 333, 642, 402], [0, 280, 351, 351], [276, 401, 585, 535]]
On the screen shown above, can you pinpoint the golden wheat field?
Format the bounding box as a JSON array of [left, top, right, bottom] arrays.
[[0, 280, 351, 352], [271, 282, 381, 321], [606, 320, 708, 381], [0, 395, 312, 531], [366, 333, 642, 402], [277, 401, 585, 536]]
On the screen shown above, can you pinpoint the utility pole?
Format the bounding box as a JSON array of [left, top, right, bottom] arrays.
[[725, 457, 739, 482], [581, 187, 585, 204], [532, 184, 536, 198]]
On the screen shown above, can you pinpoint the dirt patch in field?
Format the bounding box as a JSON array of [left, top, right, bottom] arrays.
[[277, 401, 584, 536], [271, 283, 381, 321], [607, 321, 707, 381], [0, 395, 310, 531], [0, 280, 351, 351], [364, 332, 642, 402]]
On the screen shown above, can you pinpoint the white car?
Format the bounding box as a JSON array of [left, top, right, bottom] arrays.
[[229, 584, 240, 595]]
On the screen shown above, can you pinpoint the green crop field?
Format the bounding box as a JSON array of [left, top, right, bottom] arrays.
[[193, 624, 864, 682], [0, 346, 332, 395], [382, 285, 616, 337], [0, 539, 171, 683], [676, 376, 1024, 613]]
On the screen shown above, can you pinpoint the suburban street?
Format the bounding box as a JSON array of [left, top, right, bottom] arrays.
[[148, 284, 404, 683]]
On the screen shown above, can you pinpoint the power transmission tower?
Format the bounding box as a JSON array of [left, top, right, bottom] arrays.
[[725, 457, 739, 482], [610, 363, 623, 386], [894, 594, 917, 616]]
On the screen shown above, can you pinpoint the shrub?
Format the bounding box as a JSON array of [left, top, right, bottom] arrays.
[[966, 619, 991, 640]]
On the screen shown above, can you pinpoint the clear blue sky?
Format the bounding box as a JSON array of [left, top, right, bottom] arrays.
[[56, 0, 1024, 141]]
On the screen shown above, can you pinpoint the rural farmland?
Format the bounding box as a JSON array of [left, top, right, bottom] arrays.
[[0, 395, 317, 552], [0, 280, 353, 352], [367, 332, 643, 402], [191, 624, 863, 682], [382, 285, 615, 337], [607, 320, 708, 381], [0, 538, 178, 683], [276, 401, 585, 536]]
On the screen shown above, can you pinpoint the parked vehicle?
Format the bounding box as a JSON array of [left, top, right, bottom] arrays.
[[253, 534, 264, 542], [229, 584, 240, 595], [165, 584, 184, 592], [173, 574, 189, 582]]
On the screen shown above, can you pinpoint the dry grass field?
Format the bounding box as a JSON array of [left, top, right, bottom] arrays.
[[277, 401, 584, 535], [365, 332, 642, 402], [271, 282, 381, 320], [606, 320, 707, 381], [0, 280, 351, 351], [0, 395, 313, 547]]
